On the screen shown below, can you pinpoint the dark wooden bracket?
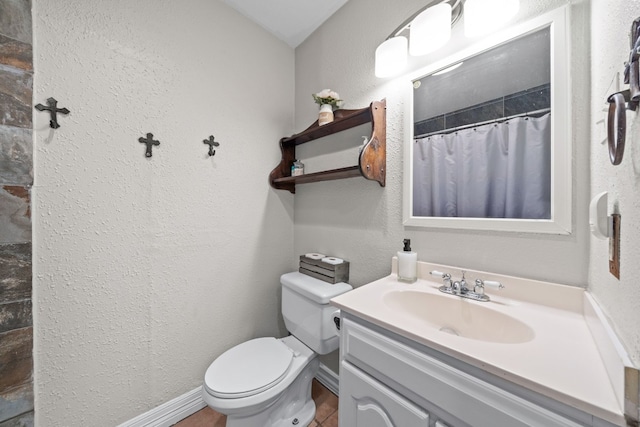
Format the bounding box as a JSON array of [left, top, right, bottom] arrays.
[[35, 97, 70, 129], [138, 132, 160, 158], [358, 100, 386, 186]]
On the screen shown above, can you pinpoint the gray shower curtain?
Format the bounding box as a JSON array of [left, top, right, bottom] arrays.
[[412, 113, 551, 219]]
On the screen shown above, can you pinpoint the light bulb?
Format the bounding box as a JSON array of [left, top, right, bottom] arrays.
[[375, 36, 408, 78], [409, 3, 452, 56]]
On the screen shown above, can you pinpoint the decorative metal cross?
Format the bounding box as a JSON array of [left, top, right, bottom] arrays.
[[203, 135, 220, 156], [138, 132, 160, 158], [34, 97, 70, 129]]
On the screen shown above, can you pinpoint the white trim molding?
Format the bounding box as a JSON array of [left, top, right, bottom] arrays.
[[117, 386, 206, 427], [117, 363, 340, 426], [316, 362, 340, 396]]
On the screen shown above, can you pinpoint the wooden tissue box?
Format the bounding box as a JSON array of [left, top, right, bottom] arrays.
[[299, 255, 349, 284]]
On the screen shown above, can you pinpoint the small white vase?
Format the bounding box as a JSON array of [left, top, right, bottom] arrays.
[[318, 103, 334, 126]]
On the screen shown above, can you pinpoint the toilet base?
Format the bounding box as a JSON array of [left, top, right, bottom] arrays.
[[274, 399, 315, 427], [221, 352, 320, 427]]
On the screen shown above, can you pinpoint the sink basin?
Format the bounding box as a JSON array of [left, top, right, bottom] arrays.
[[383, 290, 535, 344]]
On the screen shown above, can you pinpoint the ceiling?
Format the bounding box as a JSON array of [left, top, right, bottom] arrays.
[[223, 0, 349, 48]]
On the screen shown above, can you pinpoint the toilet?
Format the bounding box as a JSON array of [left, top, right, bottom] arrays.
[[202, 271, 352, 427]]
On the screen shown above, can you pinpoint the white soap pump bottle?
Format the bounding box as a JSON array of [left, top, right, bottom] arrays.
[[397, 239, 417, 283]]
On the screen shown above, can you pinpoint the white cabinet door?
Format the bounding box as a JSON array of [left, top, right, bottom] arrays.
[[340, 362, 430, 427]]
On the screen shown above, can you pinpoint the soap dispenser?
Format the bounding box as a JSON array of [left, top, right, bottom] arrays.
[[397, 239, 417, 283]]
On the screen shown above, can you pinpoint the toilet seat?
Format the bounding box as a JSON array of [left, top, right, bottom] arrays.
[[204, 337, 294, 399]]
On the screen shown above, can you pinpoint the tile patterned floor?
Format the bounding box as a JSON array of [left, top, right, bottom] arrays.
[[173, 379, 338, 427]]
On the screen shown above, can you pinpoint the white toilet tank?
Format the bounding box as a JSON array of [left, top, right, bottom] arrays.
[[281, 272, 352, 355]]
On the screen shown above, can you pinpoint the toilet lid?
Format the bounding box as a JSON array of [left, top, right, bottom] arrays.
[[204, 337, 294, 398]]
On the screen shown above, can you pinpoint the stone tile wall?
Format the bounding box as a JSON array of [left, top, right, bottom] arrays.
[[0, 1, 34, 426]]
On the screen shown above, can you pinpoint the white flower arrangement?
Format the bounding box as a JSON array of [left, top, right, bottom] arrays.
[[312, 89, 343, 109]]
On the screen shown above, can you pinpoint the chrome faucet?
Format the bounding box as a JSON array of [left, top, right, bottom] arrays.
[[430, 270, 504, 302], [452, 280, 462, 295], [451, 271, 469, 295]]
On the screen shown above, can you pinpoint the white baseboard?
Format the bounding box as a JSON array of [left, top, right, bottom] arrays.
[[316, 362, 339, 396], [117, 386, 206, 427], [117, 363, 339, 427]]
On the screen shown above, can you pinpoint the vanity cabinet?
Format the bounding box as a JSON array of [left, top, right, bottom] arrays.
[[269, 99, 386, 193], [339, 314, 591, 427], [341, 362, 431, 426]]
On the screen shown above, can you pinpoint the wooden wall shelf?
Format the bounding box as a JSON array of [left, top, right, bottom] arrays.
[[269, 99, 386, 194]]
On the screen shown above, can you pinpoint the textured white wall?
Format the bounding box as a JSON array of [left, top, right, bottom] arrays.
[[294, 0, 590, 290], [589, 0, 640, 366], [32, 0, 295, 425]]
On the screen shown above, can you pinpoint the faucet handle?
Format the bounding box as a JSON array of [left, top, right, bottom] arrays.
[[483, 280, 504, 290], [430, 270, 445, 278], [430, 270, 451, 281], [473, 279, 504, 296], [430, 270, 452, 288]]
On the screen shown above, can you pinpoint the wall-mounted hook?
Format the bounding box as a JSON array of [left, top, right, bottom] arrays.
[[607, 92, 626, 166], [203, 135, 220, 156], [138, 132, 160, 158], [605, 16, 640, 166], [35, 97, 70, 129]]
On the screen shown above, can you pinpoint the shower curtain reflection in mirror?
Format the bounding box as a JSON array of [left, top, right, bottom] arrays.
[[412, 113, 551, 219]]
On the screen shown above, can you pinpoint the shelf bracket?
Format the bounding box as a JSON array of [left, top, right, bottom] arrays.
[[359, 100, 386, 187]]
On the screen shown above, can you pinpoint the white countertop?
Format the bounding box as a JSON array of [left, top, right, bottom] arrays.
[[331, 260, 628, 426]]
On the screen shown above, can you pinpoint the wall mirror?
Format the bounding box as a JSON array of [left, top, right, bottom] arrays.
[[403, 7, 571, 234]]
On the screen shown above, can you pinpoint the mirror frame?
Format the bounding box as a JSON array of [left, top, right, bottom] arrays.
[[403, 6, 571, 235]]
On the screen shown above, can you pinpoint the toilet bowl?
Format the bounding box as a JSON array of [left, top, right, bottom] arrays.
[[203, 335, 318, 427], [202, 272, 351, 427]]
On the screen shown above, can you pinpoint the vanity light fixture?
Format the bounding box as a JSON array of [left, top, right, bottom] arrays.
[[375, 0, 521, 78], [375, 36, 409, 78], [375, 0, 463, 78], [409, 3, 452, 56]]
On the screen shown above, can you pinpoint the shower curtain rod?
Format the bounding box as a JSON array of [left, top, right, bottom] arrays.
[[414, 107, 551, 140]]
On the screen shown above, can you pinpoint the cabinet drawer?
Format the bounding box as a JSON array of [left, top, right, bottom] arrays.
[[340, 362, 430, 427], [341, 317, 585, 427]]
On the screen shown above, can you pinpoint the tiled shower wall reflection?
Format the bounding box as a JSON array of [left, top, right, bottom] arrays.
[[414, 84, 551, 137], [0, 0, 34, 426]]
